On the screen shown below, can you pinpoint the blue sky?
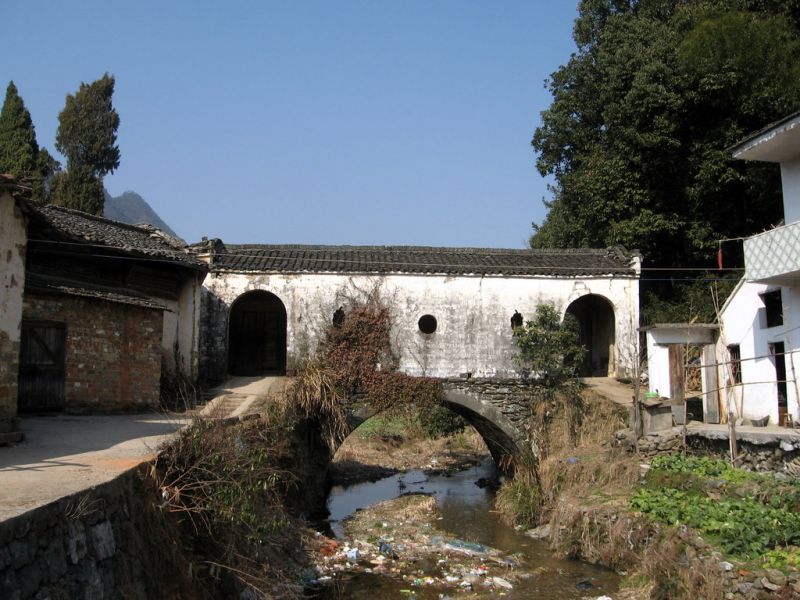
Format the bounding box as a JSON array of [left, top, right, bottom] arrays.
[[4, 2, 579, 247]]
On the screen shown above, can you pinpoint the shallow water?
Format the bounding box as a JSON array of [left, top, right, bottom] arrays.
[[317, 458, 620, 599]]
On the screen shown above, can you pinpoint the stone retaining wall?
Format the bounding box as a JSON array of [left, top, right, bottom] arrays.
[[616, 427, 800, 475], [0, 465, 196, 600]]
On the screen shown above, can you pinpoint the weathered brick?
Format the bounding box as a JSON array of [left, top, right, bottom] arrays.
[[22, 294, 162, 412]]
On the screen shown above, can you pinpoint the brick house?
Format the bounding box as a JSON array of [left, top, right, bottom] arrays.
[[0, 178, 207, 435]]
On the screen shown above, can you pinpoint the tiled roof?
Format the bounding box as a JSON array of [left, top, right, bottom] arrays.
[[25, 273, 167, 310], [27, 204, 205, 268], [208, 244, 639, 277]]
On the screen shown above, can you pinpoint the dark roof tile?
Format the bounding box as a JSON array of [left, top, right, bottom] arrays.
[[209, 244, 639, 277], [25, 273, 167, 310], [28, 204, 205, 268]]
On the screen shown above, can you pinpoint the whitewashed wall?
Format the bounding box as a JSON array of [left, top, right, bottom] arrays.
[[162, 273, 205, 378], [201, 271, 639, 381], [717, 280, 800, 425], [0, 190, 27, 424]]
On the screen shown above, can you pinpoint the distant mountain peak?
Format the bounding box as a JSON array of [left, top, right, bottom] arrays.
[[103, 189, 181, 240]]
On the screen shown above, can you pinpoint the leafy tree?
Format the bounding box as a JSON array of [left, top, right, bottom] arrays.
[[513, 304, 586, 389], [53, 73, 120, 214], [0, 81, 60, 202], [531, 1, 800, 270], [51, 165, 106, 214]]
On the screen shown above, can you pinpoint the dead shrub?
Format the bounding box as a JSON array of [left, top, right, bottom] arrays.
[[153, 412, 309, 599], [291, 288, 444, 451], [160, 355, 202, 412], [288, 359, 347, 448]]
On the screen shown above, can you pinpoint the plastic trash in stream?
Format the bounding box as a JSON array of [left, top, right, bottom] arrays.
[[345, 548, 361, 563], [442, 538, 496, 556], [378, 540, 398, 559]]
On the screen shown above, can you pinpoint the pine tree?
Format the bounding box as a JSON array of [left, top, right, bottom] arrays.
[[0, 81, 61, 202], [0, 81, 40, 179], [53, 73, 120, 214]]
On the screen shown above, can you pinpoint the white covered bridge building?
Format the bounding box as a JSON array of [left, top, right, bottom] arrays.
[[195, 242, 641, 385]]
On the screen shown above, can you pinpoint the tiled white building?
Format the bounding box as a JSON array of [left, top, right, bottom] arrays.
[[196, 243, 641, 384], [717, 113, 800, 426]]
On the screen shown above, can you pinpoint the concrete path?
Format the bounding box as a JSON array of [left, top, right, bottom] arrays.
[[686, 420, 800, 445], [0, 414, 188, 521], [200, 375, 291, 418], [582, 376, 638, 406]]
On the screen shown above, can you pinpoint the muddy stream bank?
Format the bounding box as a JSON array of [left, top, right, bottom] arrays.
[[306, 458, 620, 599]]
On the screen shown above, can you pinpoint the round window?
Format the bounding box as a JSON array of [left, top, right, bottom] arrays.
[[418, 314, 437, 334]]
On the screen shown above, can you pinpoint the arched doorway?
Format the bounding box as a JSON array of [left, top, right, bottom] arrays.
[[228, 291, 287, 375], [565, 294, 615, 377]]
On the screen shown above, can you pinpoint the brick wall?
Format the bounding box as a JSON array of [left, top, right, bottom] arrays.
[[22, 294, 162, 412]]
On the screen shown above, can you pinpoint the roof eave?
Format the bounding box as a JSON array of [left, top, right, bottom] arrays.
[[729, 111, 800, 162]]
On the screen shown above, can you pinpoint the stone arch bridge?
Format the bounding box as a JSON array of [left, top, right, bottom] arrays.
[[207, 375, 534, 474], [197, 243, 640, 476], [344, 379, 533, 471]]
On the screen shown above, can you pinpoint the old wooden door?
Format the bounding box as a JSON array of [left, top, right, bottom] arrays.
[[18, 321, 66, 412], [229, 291, 287, 375]]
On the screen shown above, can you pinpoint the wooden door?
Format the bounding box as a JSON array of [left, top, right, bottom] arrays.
[[18, 321, 66, 413], [668, 344, 685, 403]]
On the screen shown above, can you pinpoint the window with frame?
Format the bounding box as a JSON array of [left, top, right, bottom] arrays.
[[727, 344, 742, 384]]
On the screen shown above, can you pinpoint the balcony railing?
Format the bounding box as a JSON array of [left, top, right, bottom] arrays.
[[744, 221, 800, 283]]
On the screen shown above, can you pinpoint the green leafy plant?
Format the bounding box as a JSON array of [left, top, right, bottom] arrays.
[[633, 464, 800, 559], [513, 303, 586, 388]]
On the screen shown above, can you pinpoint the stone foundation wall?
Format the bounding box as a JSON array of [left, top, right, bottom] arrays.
[[616, 428, 800, 475], [0, 333, 20, 433], [22, 294, 163, 412], [0, 466, 197, 600]]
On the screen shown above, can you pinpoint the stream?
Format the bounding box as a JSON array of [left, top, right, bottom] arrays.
[[311, 458, 620, 599]]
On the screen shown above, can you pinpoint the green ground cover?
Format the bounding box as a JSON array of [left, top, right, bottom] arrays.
[[632, 455, 800, 566]]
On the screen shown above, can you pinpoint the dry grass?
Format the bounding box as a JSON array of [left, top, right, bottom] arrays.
[[527, 390, 729, 600], [153, 412, 311, 599], [286, 360, 348, 448], [498, 388, 638, 528]]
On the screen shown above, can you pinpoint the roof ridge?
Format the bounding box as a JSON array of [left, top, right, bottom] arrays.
[[220, 243, 627, 255], [41, 204, 162, 236]]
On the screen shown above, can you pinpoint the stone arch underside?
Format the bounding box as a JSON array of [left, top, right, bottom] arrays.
[[565, 294, 616, 377], [342, 390, 528, 475]]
